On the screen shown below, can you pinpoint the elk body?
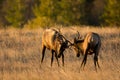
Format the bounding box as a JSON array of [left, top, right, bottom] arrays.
[[41, 29, 72, 67], [73, 32, 101, 71]]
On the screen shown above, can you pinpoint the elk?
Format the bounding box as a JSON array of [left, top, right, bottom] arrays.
[[41, 29, 72, 67], [73, 32, 101, 71]]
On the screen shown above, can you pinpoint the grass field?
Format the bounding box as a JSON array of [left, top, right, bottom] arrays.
[[0, 26, 120, 80]]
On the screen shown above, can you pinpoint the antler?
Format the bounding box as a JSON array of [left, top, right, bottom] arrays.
[[61, 34, 73, 45], [77, 31, 81, 39], [58, 28, 73, 46]]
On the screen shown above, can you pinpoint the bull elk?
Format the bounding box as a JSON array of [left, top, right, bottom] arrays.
[[41, 29, 72, 67], [73, 32, 101, 71]]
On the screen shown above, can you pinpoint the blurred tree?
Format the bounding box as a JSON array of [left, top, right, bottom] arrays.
[[80, 0, 94, 25], [101, 0, 120, 26], [0, 0, 5, 27], [33, 0, 83, 27], [2, 0, 26, 28], [0, 0, 120, 28], [24, 0, 37, 23], [93, 0, 105, 26], [80, 0, 106, 26], [33, 0, 60, 22], [58, 0, 83, 25]]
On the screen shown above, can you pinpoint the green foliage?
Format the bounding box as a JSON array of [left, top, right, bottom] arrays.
[[0, 0, 120, 28], [3, 0, 26, 28], [25, 17, 54, 29], [58, 0, 83, 25], [34, 0, 60, 19], [101, 0, 120, 26], [33, 0, 83, 26], [33, 0, 62, 27]]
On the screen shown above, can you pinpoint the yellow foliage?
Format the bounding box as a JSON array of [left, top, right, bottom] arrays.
[[24, 17, 54, 29]]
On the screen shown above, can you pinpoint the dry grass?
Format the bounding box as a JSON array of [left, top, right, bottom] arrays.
[[0, 26, 120, 80]]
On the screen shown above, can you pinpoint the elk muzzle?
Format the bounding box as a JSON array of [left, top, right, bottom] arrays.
[[76, 53, 80, 57]]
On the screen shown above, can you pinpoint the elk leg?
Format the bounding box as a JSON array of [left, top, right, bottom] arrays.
[[80, 48, 88, 70], [94, 43, 101, 71], [94, 55, 98, 71], [97, 60, 101, 69], [41, 46, 46, 64], [62, 54, 64, 66], [55, 52, 60, 67], [51, 50, 54, 67], [83, 54, 88, 69], [96, 53, 101, 69], [94, 55, 101, 69], [81, 53, 88, 70]]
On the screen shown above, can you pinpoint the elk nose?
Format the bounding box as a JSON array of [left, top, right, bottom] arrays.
[[77, 53, 80, 57]]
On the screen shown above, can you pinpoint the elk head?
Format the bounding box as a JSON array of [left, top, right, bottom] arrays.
[[72, 31, 84, 57]]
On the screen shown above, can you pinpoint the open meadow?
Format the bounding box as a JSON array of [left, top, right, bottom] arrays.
[[0, 26, 120, 80]]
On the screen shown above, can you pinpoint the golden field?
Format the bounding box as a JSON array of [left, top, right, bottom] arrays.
[[0, 26, 120, 80]]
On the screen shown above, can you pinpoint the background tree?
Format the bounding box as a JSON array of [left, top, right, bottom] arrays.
[[32, 0, 83, 27], [2, 0, 26, 28], [0, 0, 120, 28], [80, 0, 105, 26], [0, 0, 5, 27], [32, 0, 61, 27], [101, 0, 120, 26], [58, 0, 83, 25]]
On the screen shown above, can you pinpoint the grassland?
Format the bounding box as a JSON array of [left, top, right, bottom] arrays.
[[0, 26, 120, 80]]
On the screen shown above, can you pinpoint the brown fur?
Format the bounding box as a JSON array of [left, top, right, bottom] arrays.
[[73, 32, 101, 71], [41, 29, 70, 67]]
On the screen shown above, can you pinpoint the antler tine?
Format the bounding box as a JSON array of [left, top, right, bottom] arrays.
[[58, 28, 73, 45], [77, 31, 80, 39]]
